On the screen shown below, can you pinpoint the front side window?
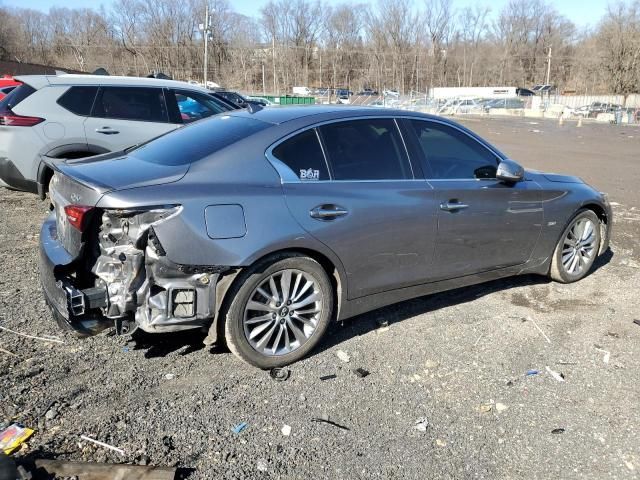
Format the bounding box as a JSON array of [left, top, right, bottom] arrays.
[[319, 119, 412, 180], [409, 120, 498, 179], [93, 87, 168, 122], [272, 129, 329, 181]]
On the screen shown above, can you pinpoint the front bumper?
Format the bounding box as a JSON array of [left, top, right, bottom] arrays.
[[38, 215, 111, 336]]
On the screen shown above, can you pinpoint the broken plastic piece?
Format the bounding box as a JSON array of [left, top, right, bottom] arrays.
[[269, 367, 290, 382], [633, 319, 640, 327], [353, 368, 370, 378], [545, 366, 565, 382], [336, 350, 350, 363], [551, 428, 565, 434], [311, 417, 349, 431], [232, 422, 248, 434], [413, 418, 429, 432], [526, 369, 539, 376], [319, 374, 337, 381], [0, 424, 34, 455]]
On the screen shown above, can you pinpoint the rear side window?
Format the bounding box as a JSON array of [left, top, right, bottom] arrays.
[[409, 120, 498, 179], [129, 115, 269, 166], [57, 86, 98, 116], [272, 129, 329, 181], [319, 119, 412, 180], [93, 87, 168, 122], [0, 84, 36, 111], [172, 89, 229, 123]]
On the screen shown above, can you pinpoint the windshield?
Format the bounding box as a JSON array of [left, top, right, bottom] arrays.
[[128, 114, 270, 166]]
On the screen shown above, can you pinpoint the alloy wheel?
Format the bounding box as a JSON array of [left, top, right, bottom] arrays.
[[243, 269, 323, 356], [561, 217, 597, 276]]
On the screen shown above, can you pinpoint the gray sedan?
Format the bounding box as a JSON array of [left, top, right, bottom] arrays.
[[39, 106, 612, 368]]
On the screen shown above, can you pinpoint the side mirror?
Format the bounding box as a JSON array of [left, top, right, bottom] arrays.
[[496, 159, 525, 183]]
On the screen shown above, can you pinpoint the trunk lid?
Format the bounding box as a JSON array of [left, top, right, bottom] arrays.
[[45, 153, 188, 259]]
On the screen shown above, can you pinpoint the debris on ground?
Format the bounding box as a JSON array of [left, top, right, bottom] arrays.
[[594, 346, 611, 364], [164, 373, 175, 380], [232, 422, 248, 434], [551, 428, 565, 434], [336, 350, 351, 363], [633, 319, 640, 327], [353, 368, 370, 378], [281, 424, 291, 436], [319, 374, 337, 381], [526, 369, 540, 376], [0, 345, 17, 357], [529, 318, 551, 343], [477, 404, 492, 414], [495, 403, 508, 412], [435, 439, 447, 447], [311, 416, 349, 431], [79, 435, 125, 456], [0, 325, 64, 344], [0, 424, 34, 455], [32, 459, 176, 479], [413, 418, 429, 432], [545, 366, 566, 382], [269, 367, 290, 382]]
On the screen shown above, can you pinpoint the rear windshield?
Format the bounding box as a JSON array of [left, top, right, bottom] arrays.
[[0, 84, 36, 111], [129, 114, 270, 166]]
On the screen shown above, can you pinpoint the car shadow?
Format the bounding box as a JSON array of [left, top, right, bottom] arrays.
[[129, 329, 209, 359], [313, 249, 614, 357]]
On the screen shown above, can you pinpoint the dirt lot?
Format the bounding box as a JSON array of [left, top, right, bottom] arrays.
[[1, 116, 639, 479]]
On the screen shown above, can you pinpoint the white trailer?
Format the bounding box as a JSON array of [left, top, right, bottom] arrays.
[[430, 87, 517, 99]]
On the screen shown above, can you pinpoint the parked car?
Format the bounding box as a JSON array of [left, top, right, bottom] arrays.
[[0, 85, 17, 101], [334, 88, 353, 97], [437, 98, 483, 115], [0, 76, 21, 101], [39, 106, 611, 368], [246, 96, 275, 107], [0, 74, 235, 195], [357, 89, 378, 96], [383, 89, 400, 98], [483, 98, 525, 111]]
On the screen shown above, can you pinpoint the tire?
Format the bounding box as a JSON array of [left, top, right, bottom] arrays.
[[223, 253, 334, 369], [549, 209, 601, 283]]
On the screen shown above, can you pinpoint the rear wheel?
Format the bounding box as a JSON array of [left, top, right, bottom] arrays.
[[224, 253, 334, 368], [550, 209, 601, 283]]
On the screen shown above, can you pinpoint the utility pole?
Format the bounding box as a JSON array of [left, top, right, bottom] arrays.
[[545, 45, 552, 85], [199, 6, 212, 87]]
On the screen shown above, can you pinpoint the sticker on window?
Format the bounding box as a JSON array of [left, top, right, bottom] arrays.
[[300, 168, 320, 180]]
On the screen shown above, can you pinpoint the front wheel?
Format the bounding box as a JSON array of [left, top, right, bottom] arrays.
[[549, 209, 601, 283], [224, 253, 334, 368]]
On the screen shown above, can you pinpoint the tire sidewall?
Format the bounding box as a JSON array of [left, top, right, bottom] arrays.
[[552, 209, 601, 283], [225, 254, 334, 369]]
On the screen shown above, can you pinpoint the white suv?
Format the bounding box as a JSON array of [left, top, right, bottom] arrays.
[[0, 74, 234, 195]]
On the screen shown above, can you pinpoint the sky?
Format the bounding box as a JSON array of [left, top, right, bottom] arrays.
[[4, 0, 611, 29]]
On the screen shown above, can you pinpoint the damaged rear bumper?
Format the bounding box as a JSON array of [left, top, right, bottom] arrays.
[[38, 211, 224, 336]]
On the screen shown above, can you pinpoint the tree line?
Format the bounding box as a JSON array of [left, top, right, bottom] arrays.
[[0, 0, 638, 96]]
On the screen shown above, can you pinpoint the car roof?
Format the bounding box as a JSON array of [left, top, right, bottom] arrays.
[[227, 104, 444, 125], [14, 74, 211, 94]]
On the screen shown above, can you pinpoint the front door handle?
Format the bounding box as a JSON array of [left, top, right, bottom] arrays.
[[310, 204, 349, 220], [440, 201, 470, 212], [95, 127, 120, 135]]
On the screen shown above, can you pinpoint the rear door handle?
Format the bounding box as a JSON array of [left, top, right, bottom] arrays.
[[310, 204, 349, 220], [95, 127, 120, 135], [440, 201, 470, 212]]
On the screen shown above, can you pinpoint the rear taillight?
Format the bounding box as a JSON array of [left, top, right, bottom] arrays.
[[64, 205, 94, 232], [0, 108, 44, 126]]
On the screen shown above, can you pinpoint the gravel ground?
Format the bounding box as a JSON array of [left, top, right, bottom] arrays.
[[1, 116, 639, 479]]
